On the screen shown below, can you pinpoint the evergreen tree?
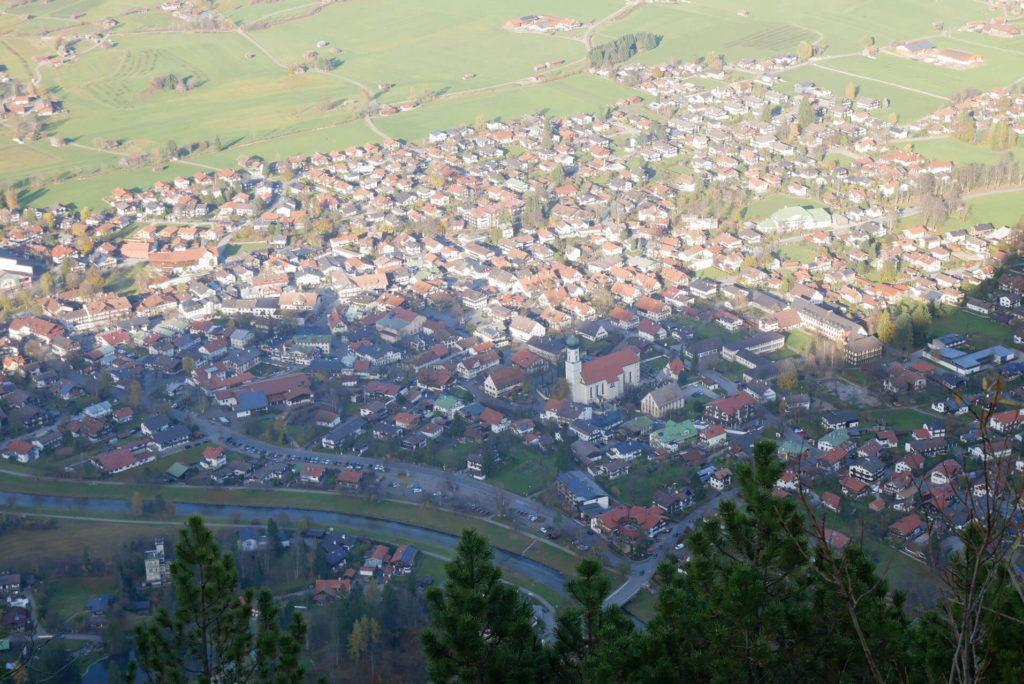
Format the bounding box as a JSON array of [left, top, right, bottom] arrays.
[[555, 559, 638, 683], [130, 515, 307, 684], [643, 441, 819, 682], [421, 529, 553, 683]]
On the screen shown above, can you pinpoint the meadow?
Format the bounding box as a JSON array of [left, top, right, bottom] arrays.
[[3, 0, 1021, 208]]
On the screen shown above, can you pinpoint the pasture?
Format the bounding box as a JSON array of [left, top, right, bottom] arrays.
[[3, 0, 1021, 209]]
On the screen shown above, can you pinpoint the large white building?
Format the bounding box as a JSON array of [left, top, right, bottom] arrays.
[[566, 336, 640, 405]]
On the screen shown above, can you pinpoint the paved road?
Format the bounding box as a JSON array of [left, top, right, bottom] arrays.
[[605, 490, 737, 608]]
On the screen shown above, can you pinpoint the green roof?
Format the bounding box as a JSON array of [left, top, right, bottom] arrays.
[[819, 429, 849, 447], [653, 420, 697, 444], [778, 441, 806, 455], [434, 394, 461, 411], [165, 461, 189, 479]]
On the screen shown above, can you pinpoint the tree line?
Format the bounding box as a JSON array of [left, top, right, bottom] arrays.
[[588, 33, 660, 68], [422, 440, 1024, 683]]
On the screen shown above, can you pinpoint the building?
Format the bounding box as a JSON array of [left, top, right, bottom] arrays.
[[641, 382, 687, 418], [556, 470, 610, 513], [565, 335, 640, 405], [845, 335, 883, 364], [703, 392, 756, 427], [144, 538, 170, 586]]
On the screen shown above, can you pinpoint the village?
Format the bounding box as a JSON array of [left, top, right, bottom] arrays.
[[1, 33, 1024, 651]]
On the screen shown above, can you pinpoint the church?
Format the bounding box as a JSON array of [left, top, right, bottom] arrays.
[[565, 336, 640, 405]]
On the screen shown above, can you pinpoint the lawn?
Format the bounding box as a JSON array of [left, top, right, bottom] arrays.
[[605, 461, 694, 507], [911, 138, 1020, 166], [490, 444, 558, 497], [624, 588, 657, 625], [786, 330, 813, 352], [777, 242, 818, 263], [41, 576, 120, 627], [874, 407, 929, 433], [745, 193, 825, 220], [930, 307, 1015, 348]]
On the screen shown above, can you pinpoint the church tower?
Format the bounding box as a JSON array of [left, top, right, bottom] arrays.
[[565, 334, 582, 402]]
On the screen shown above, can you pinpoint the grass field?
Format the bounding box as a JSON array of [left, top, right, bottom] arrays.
[[777, 242, 818, 263], [930, 307, 1015, 348], [874, 407, 930, 432], [745, 193, 825, 220], [624, 588, 657, 624], [597, 0, 982, 62], [910, 138, 1020, 166], [491, 444, 558, 497], [3, 0, 627, 203], [779, 64, 939, 124], [373, 73, 638, 143]]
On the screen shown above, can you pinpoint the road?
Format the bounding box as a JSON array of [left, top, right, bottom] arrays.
[[604, 490, 736, 608], [178, 411, 584, 552]]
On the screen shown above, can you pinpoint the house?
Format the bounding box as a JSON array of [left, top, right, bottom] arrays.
[[848, 457, 886, 485], [703, 392, 755, 427], [709, 468, 733, 491], [889, 513, 926, 540], [336, 469, 363, 489], [300, 463, 325, 484], [201, 445, 226, 469], [484, 366, 523, 397], [3, 439, 39, 463]]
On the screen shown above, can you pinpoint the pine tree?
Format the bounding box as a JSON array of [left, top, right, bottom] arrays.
[[555, 559, 638, 683], [421, 529, 553, 683], [644, 441, 818, 682], [129, 515, 307, 684]]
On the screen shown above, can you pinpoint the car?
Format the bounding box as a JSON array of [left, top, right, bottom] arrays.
[[675, 542, 685, 550], [411, 486, 423, 494], [390, 481, 399, 488]]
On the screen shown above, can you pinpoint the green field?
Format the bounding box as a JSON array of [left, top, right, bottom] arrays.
[[2, 0, 625, 203], [373, 73, 637, 143], [597, 0, 982, 62], [911, 138, 1020, 166], [745, 193, 825, 220], [930, 307, 1016, 348]]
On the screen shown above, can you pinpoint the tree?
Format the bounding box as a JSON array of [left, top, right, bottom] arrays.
[[131, 491, 143, 516], [861, 35, 875, 48], [128, 380, 143, 408], [797, 40, 814, 60], [555, 559, 637, 682], [875, 309, 894, 344], [130, 515, 307, 684], [38, 271, 55, 295], [421, 529, 553, 683], [845, 81, 858, 99], [182, 356, 196, 376], [776, 359, 798, 393], [589, 286, 614, 316], [644, 441, 907, 682], [892, 312, 914, 350]]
